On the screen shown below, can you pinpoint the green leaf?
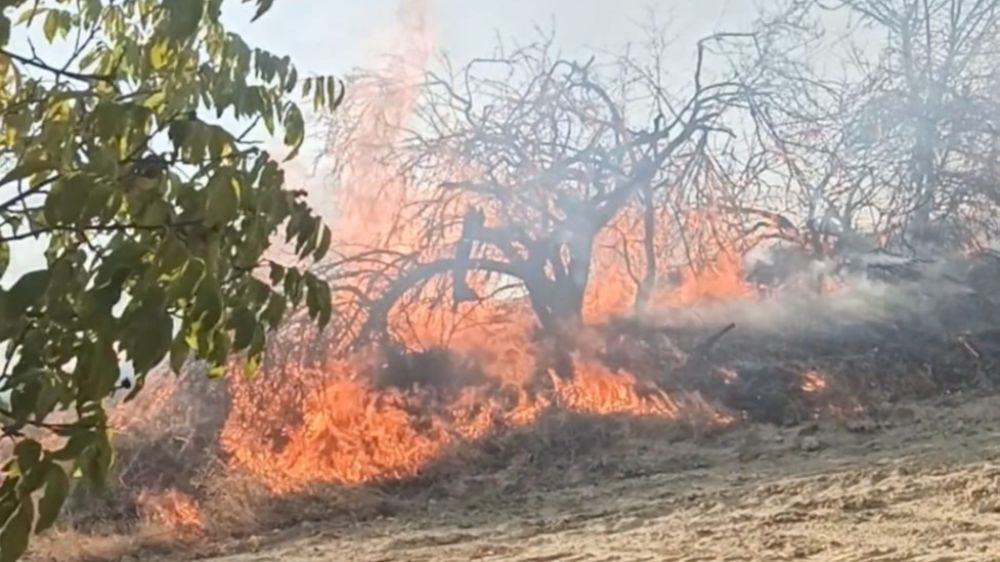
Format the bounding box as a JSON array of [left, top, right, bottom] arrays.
[[14, 6, 44, 26], [50, 431, 96, 462], [12, 441, 41, 473], [166, 258, 206, 302], [148, 39, 170, 70], [204, 170, 239, 227], [141, 91, 167, 110], [0, 2, 336, 551], [78, 432, 113, 493], [9, 379, 41, 428], [208, 329, 230, 366], [0, 242, 8, 279], [168, 334, 190, 375], [0, 160, 51, 187], [230, 306, 255, 350], [192, 277, 224, 331], [0, 497, 33, 562], [0, 494, 17, 531], [72, 342, 119, 403], [33, 377, 61, 426], [35, 464, 68, 534], [314, 226, 332, 261], [326, 76, 341, 110], [0, 14, 10, 47], [247, 321, 266, 357], [250, 0, 275, 22], [243, 355, 259, 378], [263, 293, 286, 330], [121, 288, 172, 373], [42, 10, 58, 42], [44, 174, 92, 226], [80, 180, 114, 224], [268, 263, 285, 285], [282, 103, 304, 160], [7, 270, 51, 318], [305, 274, 332, 328], [166, 0, 204, 39]]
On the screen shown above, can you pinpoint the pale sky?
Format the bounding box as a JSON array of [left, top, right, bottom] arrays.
[[236, 1, 761, 76]]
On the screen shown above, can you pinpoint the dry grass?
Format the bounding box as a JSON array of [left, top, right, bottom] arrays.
[[26, 285, 1000, 562], [29, 455, 392, 562], [26, 400, 720, 562]]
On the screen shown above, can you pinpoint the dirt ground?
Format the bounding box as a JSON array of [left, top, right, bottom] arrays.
[[170, 391, 1000, 562]]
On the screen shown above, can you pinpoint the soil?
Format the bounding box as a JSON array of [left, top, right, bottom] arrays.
[[171, 390, 1000, 562]]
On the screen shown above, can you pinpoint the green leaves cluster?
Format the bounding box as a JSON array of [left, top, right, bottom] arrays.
[[0, 0, 342, 558]]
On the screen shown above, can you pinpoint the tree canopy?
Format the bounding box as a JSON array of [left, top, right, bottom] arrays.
[[0, 0, 339, 559]]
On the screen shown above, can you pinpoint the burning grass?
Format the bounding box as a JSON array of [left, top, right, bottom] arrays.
[[28, 258, 1000, 562], [22, 2, 1000, 558]]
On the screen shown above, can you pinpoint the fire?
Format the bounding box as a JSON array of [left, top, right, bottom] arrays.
[[136, 489, 204, 537], [550, 360, 680, 417], [666, 250, 754, 306], [220, 345, 716, 492], [115, 0, 768, 519], [800, 370, 828, 393], [213, 0, 762, 492]]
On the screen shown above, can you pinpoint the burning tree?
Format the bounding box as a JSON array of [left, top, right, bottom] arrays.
[[213, 28, 780, 493], [321, 32, 772, 349]]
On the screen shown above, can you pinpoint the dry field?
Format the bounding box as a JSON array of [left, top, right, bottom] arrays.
[[165, 391, 1000, 562]]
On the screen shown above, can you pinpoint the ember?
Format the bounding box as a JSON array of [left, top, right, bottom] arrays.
[[800, 371, 828, 394]]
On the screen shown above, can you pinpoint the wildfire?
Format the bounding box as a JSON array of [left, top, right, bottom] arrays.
[[220, 347, 721, 492], [800, 370, 828, 393], [666, 251, 755, 306], [549, 360, 680, 417], [213, 0, 763, 492], [136, 489, 204, 537], [117, 0, 768, 519]]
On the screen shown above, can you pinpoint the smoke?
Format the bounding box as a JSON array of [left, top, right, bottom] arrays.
[[645, 250, 982, 339]]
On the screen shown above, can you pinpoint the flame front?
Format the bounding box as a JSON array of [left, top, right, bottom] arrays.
[[221, 347, 725, 492]]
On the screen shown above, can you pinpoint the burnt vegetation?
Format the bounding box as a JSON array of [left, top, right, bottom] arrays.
[[312, 0, 1000, 406], [31, 1, 1000, 560]]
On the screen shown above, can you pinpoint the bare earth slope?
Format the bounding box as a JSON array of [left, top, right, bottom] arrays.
[[187, 393, 1000, 562]]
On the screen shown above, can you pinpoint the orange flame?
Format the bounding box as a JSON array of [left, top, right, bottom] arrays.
[[800, 370, 828, 393], [221, 342, 728, 493], [136, 489, 204, 536], [133, 0, 769, 508], [215, 39, 763, 493]]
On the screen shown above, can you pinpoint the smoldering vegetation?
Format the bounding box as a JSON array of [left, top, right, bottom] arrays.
[[31, 0, 1000, 560]]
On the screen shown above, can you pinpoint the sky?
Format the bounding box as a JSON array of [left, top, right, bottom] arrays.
[[236, 0, 761, 77]]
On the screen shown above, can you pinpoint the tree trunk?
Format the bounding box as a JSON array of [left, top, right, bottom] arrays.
[[635, 182, 657, 312]]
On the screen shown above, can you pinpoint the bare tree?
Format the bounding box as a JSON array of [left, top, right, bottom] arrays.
[[318, 31, 768, 349], [753, 0, 1000, 256]]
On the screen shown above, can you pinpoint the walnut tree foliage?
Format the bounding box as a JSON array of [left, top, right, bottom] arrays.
[[0, 0, 340, 558]]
